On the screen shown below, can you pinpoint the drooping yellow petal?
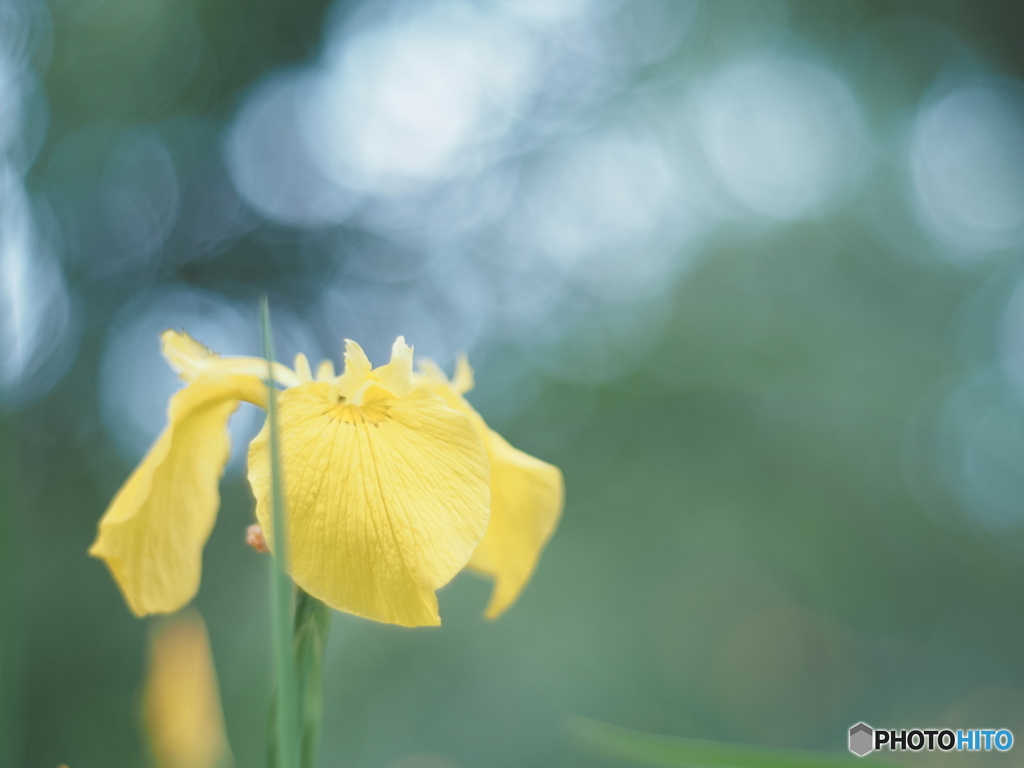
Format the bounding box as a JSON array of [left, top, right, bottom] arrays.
[[143, 611, 231, 768], [161, 329, 301, 388], [248, 380, 490, 627], [90, 373, 267, 616], [468, 431, 563, 618], [418, 360, 563, 618]]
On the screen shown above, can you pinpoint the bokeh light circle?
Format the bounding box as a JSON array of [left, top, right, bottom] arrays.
[[909, 78, 1024, 255], [693, 54, 866, 221], [99, 286, 263, 472], [304, 0, 539, 196], [225, 70, 356, 227]]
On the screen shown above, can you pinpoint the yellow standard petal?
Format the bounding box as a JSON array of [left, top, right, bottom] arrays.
[[248, 340, 491, 627], [89, 372, 267, 616], [418, 358, 564, 619], [144, 611, 231, 768], [335, 336, 416, 401]]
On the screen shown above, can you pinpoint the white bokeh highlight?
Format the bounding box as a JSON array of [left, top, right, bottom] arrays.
[[305, 0, 538, 196], [693, 54, 866, 221], [909, 79, 1024, 255], [225, 71, 356, 227], [518, 126, 696, 302], [0, 1, 75, 409], [0, 167, 76, 406]]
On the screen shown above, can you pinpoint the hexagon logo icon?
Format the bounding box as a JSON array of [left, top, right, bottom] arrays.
[[849, 723, 874, 757]]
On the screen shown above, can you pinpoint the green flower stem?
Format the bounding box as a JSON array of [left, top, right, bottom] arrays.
[[267, 588, 331, 768], [294, 589, 331, 768], [262, 299, 300, 768]]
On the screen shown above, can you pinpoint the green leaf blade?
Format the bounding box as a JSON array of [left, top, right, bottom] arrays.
[[566, 716, 902, 768], [261, 298, 300, 768]]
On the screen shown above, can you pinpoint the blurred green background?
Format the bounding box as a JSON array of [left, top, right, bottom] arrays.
[[3, 0, 1024, 766]]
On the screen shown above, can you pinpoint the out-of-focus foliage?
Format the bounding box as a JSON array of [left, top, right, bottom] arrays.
[[3, 0, 1024, 767], [567, 716, 900, 768]]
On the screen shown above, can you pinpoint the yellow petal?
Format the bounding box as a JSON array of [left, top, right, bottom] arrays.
[[469, 431, 563, 618], [336, 338, 416, 403], [161, 329, 301, 388], [335, 339, 372, 398], [143, 611, 231, 768], [314, 358, 336, 382], [452, 352, 474, 394], [89, 373, 267, 616], [418, 361, 563, 619], [161, 329, 218, 378], [248, 381, 490, 627], [293, 353, 313, 382], [371, 336, 415, 397]]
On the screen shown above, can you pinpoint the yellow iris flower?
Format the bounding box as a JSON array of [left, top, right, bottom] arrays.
[[90, 330, 563, 627]]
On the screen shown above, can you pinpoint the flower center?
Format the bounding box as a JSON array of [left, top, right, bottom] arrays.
[[328, 403, 389, 425]]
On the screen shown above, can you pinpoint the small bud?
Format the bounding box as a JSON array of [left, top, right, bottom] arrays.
[[245, 524, 269, 554]]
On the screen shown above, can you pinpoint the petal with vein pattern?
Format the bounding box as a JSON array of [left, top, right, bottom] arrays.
[[248, 381, 490, 627], [89, 373, 267, 616]]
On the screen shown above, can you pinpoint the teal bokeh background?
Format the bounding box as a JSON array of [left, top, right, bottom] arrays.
[[3, 1, 1024, 767]]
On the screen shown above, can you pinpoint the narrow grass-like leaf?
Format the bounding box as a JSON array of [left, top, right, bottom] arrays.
[[262, 299, 299, 768], [294, 589, 331, 768], [566, 716, 901, 768]]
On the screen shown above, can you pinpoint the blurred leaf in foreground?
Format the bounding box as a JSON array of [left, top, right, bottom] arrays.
[[566, 716, 900, 768]]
